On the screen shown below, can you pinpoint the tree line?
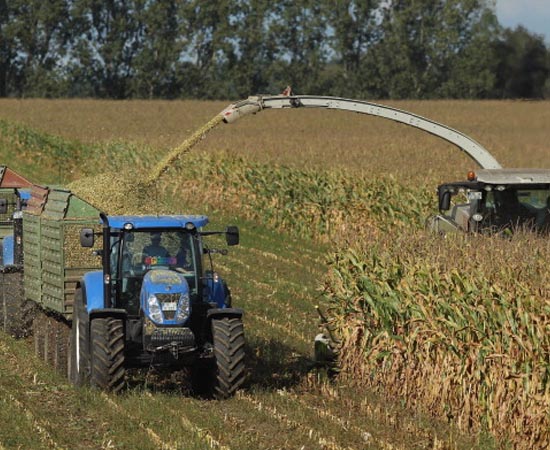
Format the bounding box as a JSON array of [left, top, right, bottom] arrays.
[[1, 0, 549, 100]]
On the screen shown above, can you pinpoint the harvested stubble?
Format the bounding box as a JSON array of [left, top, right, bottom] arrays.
[[323, 230, 550, 449], [68, 114, 223, 214]]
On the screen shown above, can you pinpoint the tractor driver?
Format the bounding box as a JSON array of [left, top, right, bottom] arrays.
[[143, 232, 170, 258]]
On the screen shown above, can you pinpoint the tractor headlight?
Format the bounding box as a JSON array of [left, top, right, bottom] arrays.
[[147, 294, 164, 324], [176, 292, 190, 322]]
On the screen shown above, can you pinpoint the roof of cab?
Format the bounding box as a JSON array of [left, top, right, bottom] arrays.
[[105, 215, 209, 230], [476, 169, 550, 185]]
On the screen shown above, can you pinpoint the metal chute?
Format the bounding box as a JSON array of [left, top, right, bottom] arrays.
[[220, 93, 502, 170]]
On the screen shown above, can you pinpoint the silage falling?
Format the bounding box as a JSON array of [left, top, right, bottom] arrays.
[[144, 114, 224, 186], [68, 113, 224, 214]]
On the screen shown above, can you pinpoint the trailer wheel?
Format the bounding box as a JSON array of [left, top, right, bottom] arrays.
[[50, 318, 69, 375], [1, 271, 35, 338], [33, 314, 45, 360], [210, 317, 246, 398], [90, 317, 125, 392], [68, 289, 90, 386]]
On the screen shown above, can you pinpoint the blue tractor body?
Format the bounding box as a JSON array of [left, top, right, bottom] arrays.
[[72, 212, 243, 396]]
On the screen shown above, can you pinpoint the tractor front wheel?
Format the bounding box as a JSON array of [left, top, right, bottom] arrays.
[[210, 317, 246, 398], [89, 317, 125, 392]]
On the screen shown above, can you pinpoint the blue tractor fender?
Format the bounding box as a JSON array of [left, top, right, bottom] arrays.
[[81, 270, 128, 321], [81, 271, 105, 313], [76, 275, 126, 361], [205, 272, 230, 308], [80, 271, 127, 322], [2, 234, 14, 266]]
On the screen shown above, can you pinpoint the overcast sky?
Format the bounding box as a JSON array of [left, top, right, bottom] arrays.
[[495, 0, 550, 43]]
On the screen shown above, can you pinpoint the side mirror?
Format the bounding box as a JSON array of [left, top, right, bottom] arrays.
[[80, 228, 95, 247], [438, 189, 452, 212], [0, 198, 7, 215], [225, 226, 239, 246]]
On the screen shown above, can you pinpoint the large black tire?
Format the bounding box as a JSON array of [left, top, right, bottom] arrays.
[[68, 289, 90, 386], [89, 317, 125, 392], [210, 317, 246, 399]]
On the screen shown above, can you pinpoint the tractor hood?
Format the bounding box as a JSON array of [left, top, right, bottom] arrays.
[[140, 269, 191, 325]]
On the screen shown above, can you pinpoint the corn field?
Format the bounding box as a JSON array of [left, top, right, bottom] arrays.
[[323, 231, 550, 448], [166, 151, 550, 448], [1, 99, 549, 448]]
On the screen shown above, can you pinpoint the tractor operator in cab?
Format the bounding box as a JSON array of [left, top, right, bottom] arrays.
[[143, 232, 169, 258]]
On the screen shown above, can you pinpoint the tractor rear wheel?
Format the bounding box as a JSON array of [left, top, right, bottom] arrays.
[[210, 317, 246, 398], [68, 289, 90, 386], [89, 317, 125, 392]]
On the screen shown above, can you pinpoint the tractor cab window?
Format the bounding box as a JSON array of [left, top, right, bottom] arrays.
[[480, 187, 550, 232], [111, 230, 198, 314]]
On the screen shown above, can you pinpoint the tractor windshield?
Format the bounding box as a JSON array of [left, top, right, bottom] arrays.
[[479, 186, 550, 233], [111, 230, 198, 314]]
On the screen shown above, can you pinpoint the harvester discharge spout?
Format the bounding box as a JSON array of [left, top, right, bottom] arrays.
[[219, 91, 502, 170], [220, 96, 264, 123]]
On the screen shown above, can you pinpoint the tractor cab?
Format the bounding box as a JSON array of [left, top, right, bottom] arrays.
[[430, 169, 550, 234], [110, 226, 202, 318]]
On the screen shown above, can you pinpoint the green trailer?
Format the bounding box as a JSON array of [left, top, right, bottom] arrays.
[[23, 186, 102, 318], [20, 185, 103, 371]]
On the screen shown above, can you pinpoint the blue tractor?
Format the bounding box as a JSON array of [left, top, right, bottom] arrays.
[[70, 213, 245, 396]]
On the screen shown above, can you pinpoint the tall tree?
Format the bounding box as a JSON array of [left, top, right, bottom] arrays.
[[492, 26, 549, 98], [0, 0, 15, 96], [69, 0, 143, 98], [363, 0, 495, 99], [130, 0, 185, 98], [226, 0, 274, 97], [322, 0, 380, 96], [266, 0, 329, 94], [438, 6, 500, 98], [178, 0, 236, 98], [0, 0, 71, 97]]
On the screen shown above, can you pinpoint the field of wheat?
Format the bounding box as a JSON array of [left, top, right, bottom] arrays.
[[1, 97, 550, 449]]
